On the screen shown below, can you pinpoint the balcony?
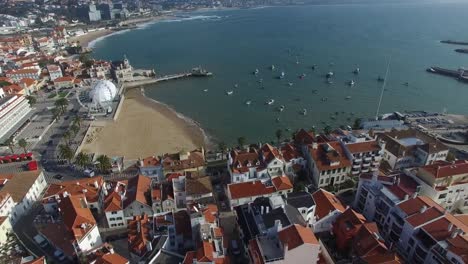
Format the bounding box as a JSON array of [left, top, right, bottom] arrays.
[[362, 162, 370, 167], [352, 170, 360, 175], [371, 167, 378, 171], [373, 156, 382, 161], [353, 164, 361, 169], [361, 168, 369, 173], [372, 161, 380, 166], [353, 158, 362, 163], [364, 156, 372, 162]]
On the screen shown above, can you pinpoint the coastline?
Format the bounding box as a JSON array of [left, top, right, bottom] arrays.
[[80, 88, 206, 160]]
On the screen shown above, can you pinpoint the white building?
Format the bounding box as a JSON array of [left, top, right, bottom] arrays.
[[305, 141, 352, 188], [0, 170, 47, 225], [0, 217, 12, 245], [47, 64, 63, 81], [5, 68, 41, 82], [0, 89, 32, 141], [379, 129, 449, 170], [286, 191, 316, 226], [406, 160, 468, 213], [311, 189, 346, 233], [138, 156, 164, 182], [280, 143, 307, 179]]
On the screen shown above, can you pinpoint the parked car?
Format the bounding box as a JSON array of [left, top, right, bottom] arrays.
[[231, 240, 241, 255], [53, 174, 63, 180], [33, 234, 48, 248]]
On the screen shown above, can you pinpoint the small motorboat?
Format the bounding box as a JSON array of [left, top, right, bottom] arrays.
[[377, 76, 385, 82], [258, 78, 263, 83], [312, 65, 317, 70], [345, 96, 351, 100], [234, 84, 239, 88], [326, 71, 334, 78], [266, 99, 275, 105], [203, 89, 208, 92], [226, 91, 233, 95], [276, 117, 281, 122], [279, 105, 285, 112], [295, 57, 300, 64], [327, 80, 334, 84], [245, 100, 252, 105], [279, 71, 285, 79], [321, 97, 328, 102], [353, 68, 360, 74], [253, 69, 259, 75], [271, 65, 275, 70], [302, 108, 307, 115], [300, 73, 306, 79], [348, 80, 355, 86], [403, 82, 409, 86], [288, 82, 293, 87]]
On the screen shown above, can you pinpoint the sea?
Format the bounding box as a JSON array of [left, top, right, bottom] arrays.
[[92, 0, 468, 145]]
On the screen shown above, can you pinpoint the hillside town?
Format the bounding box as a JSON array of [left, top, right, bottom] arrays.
[[1, 7, 468, 264]]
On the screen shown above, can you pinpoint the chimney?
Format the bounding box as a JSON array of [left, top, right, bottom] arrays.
[[450, 228, 460, 239], [404, 194, 409, 200], [448, 223, 454, 232], [266, 206, 269, 214], [312, 142, 318, 150], [274, 219, 282, 231], [420, 205, 427, 213], [261, 206, 264, 215], [412, 192, 418, 199], [138, 158, 144, 167]]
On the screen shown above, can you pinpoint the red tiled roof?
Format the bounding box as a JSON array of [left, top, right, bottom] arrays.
[[406, 206, 445, 227], [271, 176, 293, 191], [44, 176, 104, 204], [309, 142, 352, 172], [174, 210, 192, 239], [295, 128, 315, 144], [446, 235, 468, 263], [278, 224, 318, 251], [397, 196, 444, 216], [123, 175, 151, 208], [280, 143, 302, 162], [230, 148, 261, 173], [346, 141, 381, 154], [140, 156, 160, 167], [59, 195, 96, 241], [127, 214, 151, 256], [203, 204, 218, 224], [419, 160, 468, 179], [6, 68, 39, 75], [353, 222, 388, 258], [3, 84, 23, 93], [385, 174, 419, 200], [162, 149, 205, 171], [312, 189, 346, 220], [22, 256, 46, 264], [260, 144, 283, 165], [421, 214, 468, 242], [54, 76, 74, 83], [228, 180, 275, 200], [18, 77, 35, 87]]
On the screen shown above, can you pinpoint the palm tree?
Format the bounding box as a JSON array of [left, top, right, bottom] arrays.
[[51, 107, 61, 120], [75, 152, 90, 169], [73, 115, 82, 128], [63, 131, 72, 145], [4, 137, 14, 154], [237, 137, 246, 149], [58, 144, 73, 163], [323, 125, 332, 135], [275, 129, 283, 144], [70, 124, 80, 137], [218, 141, 227, 160], [25, 95, 37, 106], [96, 155, 112, 173], [18, 138, 28, 153]]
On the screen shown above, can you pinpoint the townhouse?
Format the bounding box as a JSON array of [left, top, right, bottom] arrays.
[[6, 68, 41, 82], [172, 175, 214, 209], [311, 189, 346, 233], [161, 149, 206, 176], [137, 156, 164, 182], [286, 191, 316, 226], [127, 214, 153, 260]]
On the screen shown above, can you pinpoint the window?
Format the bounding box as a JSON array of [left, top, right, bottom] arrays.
[[111, 211, 118, 215], [88, 235, 92, 241], [438, 193, 447, 199], [326, 178, 329, 183], [116, 217, 122, 220], [341, 175, 344, 181], [320, 179, 323, 185], [140, 205, 144, 209]]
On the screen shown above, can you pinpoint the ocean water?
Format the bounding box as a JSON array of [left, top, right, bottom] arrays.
[[92, 1, 468, 144]]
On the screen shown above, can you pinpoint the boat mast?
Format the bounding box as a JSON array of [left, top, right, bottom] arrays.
[[375, 57, 391, 120]]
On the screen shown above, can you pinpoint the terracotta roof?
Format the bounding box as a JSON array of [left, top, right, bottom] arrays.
[[123, 175, 151, 208], [152, 185, 162, 201], [54, 76, 74, 83], [22, 256, 46, 264], [47, 64, 60, 72], [186, 176, 213, 196], [352, 222, 388, 258], [3, 84, 23, 93], [406, 206, 445, 227], [104, 192, 122, 212], [6, 68, 39, 75], [334, 207, 366, 229], [203, 204, 218, 224], [380, 129, 448, 157], [312, 189, 346, 220], [309, 142, 352, 172], [0, 77, 13, 84], [280, 143, 302, 162], [397, 196, 444, 216], [18, 77, 36, 86], [127, 214, 151, 256], [385, 173, 419, 200], [95, 253, 128, 264], [419, 160, 468, 179], [346, 141, 381, 154], [295, 128, 315, 144], [59, 195, 96, 241], [0, 170, 42, 203], [446, 235, 468, 263], [0, 216, 7, 226], [162, 149, 205, 171], [183, 251, 196, 264], [278, 224, 318, 251], [421, 214, 468, 242], [271, 176, 293, 191], [455, 214, 468, 226], [140, 156, 160, 167], [228, 180, 275, 200], [260, 144, 283, 165], [230, 147, 261, 173], [154, 212, 173, 227], [166, 172, 183, 182], [44, 176, 103, 204], [38, 222, 76, 257]]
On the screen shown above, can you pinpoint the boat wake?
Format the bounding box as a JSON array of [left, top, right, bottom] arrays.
[[163, 15, 223, 23]]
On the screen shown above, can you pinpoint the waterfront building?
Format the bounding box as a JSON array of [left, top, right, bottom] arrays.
[[406, 160, 468, 213], [0, 170, 47, 225], [53, 76, 76, 89], [378, 129, 449, 170], [304, 141, 352, 188], [5, 68, 40, 82], [151, 182, 176, 214], [43, 176, 104, 214], [137, 156, 164, 182], [161, 149, 206, 176], [111, 56, 133, 83], [227, 175, 292, 209], [311, 189, 346, 233], [172, 175, 214, 209], [228, 147, 268, 183], [285, 191, 316, 226], [280, 143, 307, 180], [87, 60, 111, 79], [47, 64, 63, 81], [38, 195, 103, 260]]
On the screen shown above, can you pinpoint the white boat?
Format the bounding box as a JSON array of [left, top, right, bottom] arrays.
[[349, 80, 355, 86], [288, 82, 293, 87], [345, 96, 351, 100], [353, 68, 360, 74], [271, 65, 275, 70], [302, 109, 307, 115], [254, 69, 259, 75], [203, 89, 208, 92], [245, 100, 252, 105], [258, 78, 263, 83], [296, 57, 300, 64], [226, 91, 233, 95], [234, 84, 239, 88], [279, 105, 285, 112], [279, 72, 285, 79], [266, 99, 275, 105], [326, 72, 334, 78]]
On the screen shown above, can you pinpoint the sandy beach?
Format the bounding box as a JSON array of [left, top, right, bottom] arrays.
[[80, 88, 206, 160], [68, 29, 114, 48]]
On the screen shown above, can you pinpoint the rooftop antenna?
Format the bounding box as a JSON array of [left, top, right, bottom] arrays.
[[375, 57, 391, 120]]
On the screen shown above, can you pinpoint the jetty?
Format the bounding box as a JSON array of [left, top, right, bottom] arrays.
[[124, 67, 212, 89], [455, 49, 468, 54], [426, 66, 468, 83], [441, 40, 468, 46]]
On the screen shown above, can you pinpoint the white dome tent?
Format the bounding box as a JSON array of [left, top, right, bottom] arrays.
[[89, 80, 117, 111]]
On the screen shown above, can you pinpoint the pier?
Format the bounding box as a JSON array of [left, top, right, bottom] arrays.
[[455, 49, 468, 54], [426, 66, 468, 83]]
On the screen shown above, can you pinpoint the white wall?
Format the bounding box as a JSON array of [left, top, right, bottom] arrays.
[[105, 210, 126, 228], [312, 210, 341, 233], [283, 243, 320, 264], [77, 225, 102, 252]]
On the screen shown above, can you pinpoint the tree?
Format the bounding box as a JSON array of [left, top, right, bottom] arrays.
[[79, 53, 90, 63], [18, 138, 28, 153], [96, 155, 112, 173], [323, 125, 332, 135], [58, 144, 74, 163], [237, 137, 246, 149], [275, 129, 283, 144], [73, 115, 82, 128], [75, 152, 90, 169], [63, 131, 72, 145], [25, 95, 37, 106], [70, 124, 80, 137], [51, 107, 61, 121], [55, 98, 68, 113], [352, 118, 362, 130], [4, 137, 15, 154], [218, 141, 227, 160]]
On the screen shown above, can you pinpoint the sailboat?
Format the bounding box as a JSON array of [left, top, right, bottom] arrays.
[[226, 91, 233, 95]]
